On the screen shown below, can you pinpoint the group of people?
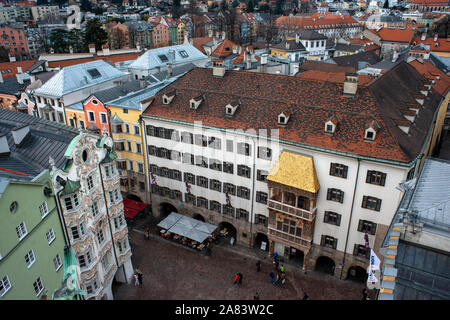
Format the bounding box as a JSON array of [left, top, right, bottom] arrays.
[[269, 253, 287, 286], [133, 269, 143, 286]]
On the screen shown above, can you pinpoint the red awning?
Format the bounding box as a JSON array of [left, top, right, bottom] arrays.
[[123, 198, 147, 219]]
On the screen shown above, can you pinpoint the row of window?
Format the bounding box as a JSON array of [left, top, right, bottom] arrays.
[[150, 185, 250, 219], [64, 187, 121, 213], [326, 188, 382, 211], [145, 125, 273, 159], [112, 122, 140, 135], [149, 147, 254, 178], [115, 140, 142, 154], [329, 163, 387, 187], [117, 159, 145, 174]]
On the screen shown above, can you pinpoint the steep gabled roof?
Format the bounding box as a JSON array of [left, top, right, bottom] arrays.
[[143, 65, 442, 163]]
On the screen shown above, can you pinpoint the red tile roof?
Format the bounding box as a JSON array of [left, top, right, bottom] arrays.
[[143, 64, 440, 163], [275, 13, 361, 30], [372, 26, 415, 43], [411, 0, 448, 4], [191, 37, 213, 54], [298, 70, 377, 87], [0, 60, 37, 79], [409, 59, 450, 96], [411, 36, 450, 53], [212, 39, 239, 57], [46, 52, 142, 69]]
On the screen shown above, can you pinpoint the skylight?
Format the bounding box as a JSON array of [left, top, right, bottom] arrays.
[[87, 68, 101, 79], [158, 54, 169, 62], [178, 50, 189, 58]]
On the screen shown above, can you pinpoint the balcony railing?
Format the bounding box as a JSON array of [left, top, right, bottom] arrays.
[[268, 199, 316, 221], [268, 226, 312, 250]]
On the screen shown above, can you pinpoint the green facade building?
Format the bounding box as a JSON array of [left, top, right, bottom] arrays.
[[0, 170, 67, 300]]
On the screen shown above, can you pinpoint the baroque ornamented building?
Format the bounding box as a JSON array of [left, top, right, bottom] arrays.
[[50, 132, 133, 300], [141, 62, 447, 279]]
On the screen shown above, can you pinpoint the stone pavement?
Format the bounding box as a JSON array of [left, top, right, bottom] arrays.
[[112, 228, 372, 300]]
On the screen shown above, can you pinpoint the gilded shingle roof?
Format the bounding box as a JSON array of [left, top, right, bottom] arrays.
[[267, 151, 320, 193]]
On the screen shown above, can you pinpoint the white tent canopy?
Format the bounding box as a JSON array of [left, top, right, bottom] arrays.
[[157, 212, 218, 243]]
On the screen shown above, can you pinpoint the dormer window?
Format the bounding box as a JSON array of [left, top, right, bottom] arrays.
[[162, 90, 176, 105], [278, 111, 290, 125], [190, 95, 203, 110], [365, 120, 379, 142], [325, 123, 334, 133], [325, 115, 339, 134], [225, 99, 240, 117]]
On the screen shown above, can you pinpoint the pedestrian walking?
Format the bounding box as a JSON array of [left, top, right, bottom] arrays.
[[361, 288, 368, 300], [274, 273, 280, 286], [253, 292, 260, 300], [133, 274, 139, 286], [137, 270, 143, 286], [281, 272, 286, 285], [256, 260, 261, 272], [273, 259, 279, 271], [238, 272, 243, 285], [302, 292, 309, 300], [269, 272, 275, 284], [280, 265, 285, 273], [233, 272, 239, 285]]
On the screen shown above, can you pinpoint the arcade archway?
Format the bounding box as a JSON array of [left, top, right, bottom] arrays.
[[218, 221, 237, 239], [347, 266, 367, 283], [126, 194, 143, 202], [193, 214, 205, 222], [253, 233, 269, 251], [159, 202, 177, 219], [315, 256, 336, 275]]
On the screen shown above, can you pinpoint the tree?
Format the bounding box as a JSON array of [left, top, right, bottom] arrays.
[[80, 0, 92, 12], [84, 19, 108, 51], [231, 0, 240, 8], [171, 0, 182, 18], [49, 28, 69, 53], [141, 14, 149, 21], [247, 0, 254, 12], [383, 0, 389, 8], [258, 4, 271, 12], [68, 29, 85, 53], [106, 17, 125, 23], [274, 0, 285, 14]]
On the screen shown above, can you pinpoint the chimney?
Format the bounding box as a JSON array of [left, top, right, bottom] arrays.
[[11, 125, 30, 147], [0, 72, 3, 84], [261, 54, 268, 65], [0, 134, 10, 157], [286, 41, 290, 50], [392, 50, 399, 62], [221, 31, 226, 40], [245, 52, 251, 69], [140, 78, 147, 88], [343, 73, 358, 97], [421, 33, 426, 41], [434, 34, 438, 42], [167, 63, 173, 77], [183, 32, 189, 45], [208, 29, 213, 37], [238, 46, 242, 54], [69, 45, 74, 54], [213, 36, 218, 46], [212, 59, 225, 78], [102, 44, 110, 56], [16, 66, 23, 85], [89, 43, 96, 54], [30, 75, 36, 83], [168, 49, 175, 61], [136, 42, 141, 50], [9, 54, 16, 62], [215, 31, 219, 38]]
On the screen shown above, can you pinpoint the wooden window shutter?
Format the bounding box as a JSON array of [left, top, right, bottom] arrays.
[[366, 170, 372, 183], [375, 199, 381, 212], [327, 189, 332, 200], [339, 190, 344, 203], [329, 163, 335, 176], [321, 235, 325, 246], [381, 173, 386, 186], [362, 196, 368, 208], [371, 223, 377, 235], [324, 211, 329, 223], [336, 214, 342, 226], [343, 165, 348, 179], [353, 244, 358, 255], [333, 238, 337, 249], [358, 219, 364, 232]]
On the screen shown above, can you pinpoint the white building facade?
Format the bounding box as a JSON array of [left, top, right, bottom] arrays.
[[51, 132, 134, 299]]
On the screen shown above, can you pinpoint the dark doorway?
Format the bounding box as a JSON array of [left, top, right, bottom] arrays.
[[218, 222, 237, 239], [347, 266, 367, 283], [315, 256, 336, 275], [159, 202, 177, 219], [253, 233, 269, 251], [126, 194, 143, 202], [193, 214, 205, 222], [288, 247, 304, 267]]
